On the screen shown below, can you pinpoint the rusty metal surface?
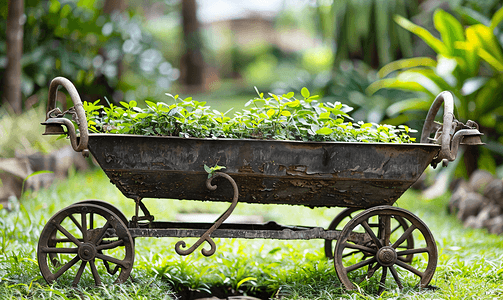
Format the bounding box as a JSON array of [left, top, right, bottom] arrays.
[[105, 220, 366, 243], [88, 134, 440, 208]]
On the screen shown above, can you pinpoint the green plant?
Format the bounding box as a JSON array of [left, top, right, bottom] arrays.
[[367, 7, 503, 174], [83, 88, 416, 144], [204, 164, 226, 179]]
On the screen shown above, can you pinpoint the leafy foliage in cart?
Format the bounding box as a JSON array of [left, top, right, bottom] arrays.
[[83, 88, 416, 143]]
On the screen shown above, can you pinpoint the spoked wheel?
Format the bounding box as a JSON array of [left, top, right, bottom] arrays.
[[325, 208, 414, 263], [38, 203, 134, 286], [334, 206, 437, 294]]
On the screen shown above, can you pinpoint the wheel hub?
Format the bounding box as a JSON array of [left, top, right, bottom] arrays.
[[376, 246, 397, 267], [78, 243, 97, 261]]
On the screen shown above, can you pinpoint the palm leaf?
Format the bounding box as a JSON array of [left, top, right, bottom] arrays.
[[394, 14, 448, 55], [490, 6, 503, 30], [433, 9, 465, 56], [378, 57, 437, 78]]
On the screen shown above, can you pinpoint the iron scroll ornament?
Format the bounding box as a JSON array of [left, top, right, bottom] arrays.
[[175, 172, 239, 256]]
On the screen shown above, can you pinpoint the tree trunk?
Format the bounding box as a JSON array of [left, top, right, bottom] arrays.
[[180, 0, 204, 90], [5, 0, 25, 114]]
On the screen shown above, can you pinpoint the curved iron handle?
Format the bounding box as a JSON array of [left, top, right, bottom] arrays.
[[45, 77, 88, 152], [175, 172, 239, 256], [421, 91, 483, 166], [420, 91, 455, 158]]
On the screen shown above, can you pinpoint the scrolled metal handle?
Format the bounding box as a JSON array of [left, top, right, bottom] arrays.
[[46, 77, 88, 152]]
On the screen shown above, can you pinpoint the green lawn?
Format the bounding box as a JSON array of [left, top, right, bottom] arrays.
[[1, 168, 502, 299]]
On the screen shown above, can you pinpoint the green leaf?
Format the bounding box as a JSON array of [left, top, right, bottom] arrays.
[[145, 100, 157, 109], [467, 24, 503, 64], [236, 277, 257, 290], [385, 98, 432, 116], [379, 57, 437, 78], [284, 92, 295, 98], [433, 9, 465, 56], [394, 14, 447, 55], [301, 87, 310, 98], [318, 112, 331, 120], [316, 127, 333, 135], [490, 6, 503, 30], [286, 100, 300, 108], [366, 77, 436, 96], [266, 109, 275, 118], [478, 48, 503, 71]]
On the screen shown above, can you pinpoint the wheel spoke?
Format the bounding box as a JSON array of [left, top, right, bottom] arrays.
[[391, 224, 401, 234], [378, 266, 388, 295], [95, 253, 128, 269], [81, 212, 88, 242], [389, 266, 403, 289], [89, 260, 102, 286], [344, 242, 377, 254], [50, 255, 80, 281], [72, 261, 87, 287], [69, 215, 83, 233], [361, 220, 382, 248], [54, 223, 82, 246], [396, 247, 429, 256], [342, 250, 362, 259], [92, 220, 111, 245], [366, 262, 381, 279], [382, 215, 391, 245], [90, 212, 94, 230], [96, 239, 124, 251], [40, 247, 78, 254], [395, 260, 424, 278], [346, 256, 377, 273], [391, 224, 416, 249]]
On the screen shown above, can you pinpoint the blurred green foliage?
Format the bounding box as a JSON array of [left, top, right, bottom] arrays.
[[368, 6, 503, 173], [316, 0, 421, 69], [0, 0, 178, 109]]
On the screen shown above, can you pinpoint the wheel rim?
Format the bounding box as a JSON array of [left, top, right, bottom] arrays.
[[70, 200, 129, 226], [334, 206, 437, 293], [325, 208, 414, 263], [38, 203, 134, 286]]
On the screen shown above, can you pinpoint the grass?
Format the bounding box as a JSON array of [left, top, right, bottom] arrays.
[[1, 168, 503, 299]]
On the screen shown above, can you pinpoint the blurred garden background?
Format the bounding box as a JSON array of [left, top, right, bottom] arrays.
[[1, 0, 503, 299]]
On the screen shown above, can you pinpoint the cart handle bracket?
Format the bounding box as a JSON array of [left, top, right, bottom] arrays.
[[42, 77, 89, 155], [421, 91, 483, 167]]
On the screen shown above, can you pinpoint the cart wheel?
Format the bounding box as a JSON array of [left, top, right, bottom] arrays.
[[334, 206, 437, 293], [38, 203, 134, 286], [325, 208, 414, 263], [46, 201, 132, 274], [65, 200, 132, 276]]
